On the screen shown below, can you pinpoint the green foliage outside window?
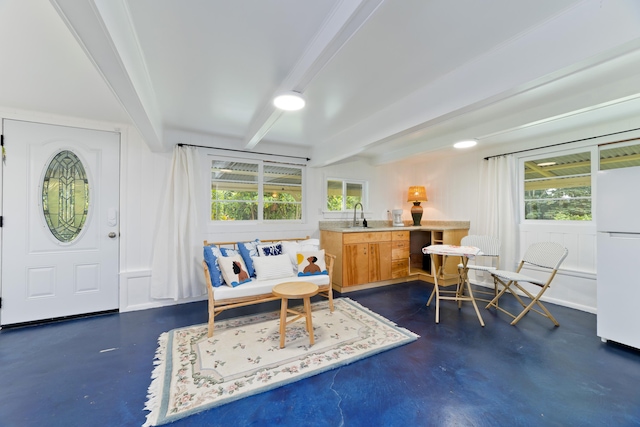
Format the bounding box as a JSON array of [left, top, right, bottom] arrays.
[[211, 191, 257, 220], [523, 152, 592, 221], [211, 160, 302, 221], [326, 179, 365, 211]]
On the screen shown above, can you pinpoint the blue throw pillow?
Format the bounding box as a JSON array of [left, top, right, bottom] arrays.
[[258, 242, 283, 257], [203, 245, 224, 287], [237, 239, 260, 277], [219, 247, 239, 257]]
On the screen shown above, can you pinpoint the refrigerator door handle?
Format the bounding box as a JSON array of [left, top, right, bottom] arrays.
[[607, 232, 640, 239]]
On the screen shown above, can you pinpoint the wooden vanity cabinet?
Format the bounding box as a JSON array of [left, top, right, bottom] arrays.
[[343, 232, 392, 286], [321, 230, 392, 288], [320, 227, 467, 291]]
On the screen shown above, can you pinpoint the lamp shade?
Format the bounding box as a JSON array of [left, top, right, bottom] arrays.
[[407, 186, 427, 202]]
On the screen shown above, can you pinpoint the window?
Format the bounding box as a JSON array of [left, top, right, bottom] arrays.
[[42, 150, 90, 242], [522, 151, 592, 221], [211, 159, 303, 221], [599, 141, 640, 170], [326, 179, 366, 211]]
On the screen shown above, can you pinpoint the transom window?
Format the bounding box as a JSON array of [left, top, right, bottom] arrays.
[[522, 151, 592, 221], [599, 141, 640, 170], [211, 159, 303, 221]]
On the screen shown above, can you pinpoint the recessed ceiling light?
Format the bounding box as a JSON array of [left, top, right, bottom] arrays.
[[453, 139, 477, 149], [537, 162, 556, 167], [273, 91, 306, 111]]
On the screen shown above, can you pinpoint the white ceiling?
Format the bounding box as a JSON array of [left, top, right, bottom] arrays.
[[2, 0, 640, 166]]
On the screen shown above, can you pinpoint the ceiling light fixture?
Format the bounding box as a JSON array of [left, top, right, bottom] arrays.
[[453, 139, 477, 149], [537, 162, 557, 167], [273, 91, 306, 111]]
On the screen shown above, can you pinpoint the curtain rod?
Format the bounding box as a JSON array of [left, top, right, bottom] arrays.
[[483, 127, 640, 160], [177, 143, 310, 161]]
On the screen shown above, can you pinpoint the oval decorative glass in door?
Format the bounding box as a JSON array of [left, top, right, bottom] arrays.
[[42, 150, 90, 242]]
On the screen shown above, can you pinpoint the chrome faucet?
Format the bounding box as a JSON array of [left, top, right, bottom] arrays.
[[353, 202, 364, 227]]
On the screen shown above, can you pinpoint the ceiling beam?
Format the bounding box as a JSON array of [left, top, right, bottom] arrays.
[[243, 0, 385, 150], [311, 0, 640, 166], [50, 0, 166, 152]]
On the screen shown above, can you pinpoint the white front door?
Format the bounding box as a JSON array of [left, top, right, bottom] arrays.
[[1, 120, 120, 325]]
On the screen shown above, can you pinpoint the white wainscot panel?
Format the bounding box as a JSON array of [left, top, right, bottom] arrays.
[[27, 266, 55, 298], [518, 266, 596, 314], [519, 223, 597, 313], [119, 270, 206, 313], [520, 223, 596, 273]]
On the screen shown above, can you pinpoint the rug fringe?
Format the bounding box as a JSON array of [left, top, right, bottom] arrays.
[[142, 331, 169, 427], [141, 297, 418, 425]]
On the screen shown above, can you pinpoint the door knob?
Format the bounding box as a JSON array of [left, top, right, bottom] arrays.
[[108, 232, 117, 238]]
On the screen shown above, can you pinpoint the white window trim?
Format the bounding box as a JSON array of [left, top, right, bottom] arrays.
[[518, 145, 597, 225], [323, 177, 369, 214], [205, 153, 306, 226]]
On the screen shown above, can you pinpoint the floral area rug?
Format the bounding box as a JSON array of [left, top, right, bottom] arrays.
[[143, 297, 419, 426]]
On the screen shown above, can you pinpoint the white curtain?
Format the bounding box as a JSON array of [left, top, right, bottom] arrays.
[[474, 155, 519, 271], [150, 145, 204, 300]]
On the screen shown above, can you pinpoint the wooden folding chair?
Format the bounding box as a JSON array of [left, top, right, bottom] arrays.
[[457, 235, 500, 304], [486, 242, 568, 326]]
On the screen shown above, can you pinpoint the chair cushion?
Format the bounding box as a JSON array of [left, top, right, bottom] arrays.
[[490, 269, 546, 286], [213, 274, 330, 301]]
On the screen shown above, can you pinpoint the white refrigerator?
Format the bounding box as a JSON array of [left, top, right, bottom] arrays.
[[596, 166, 640, 350]]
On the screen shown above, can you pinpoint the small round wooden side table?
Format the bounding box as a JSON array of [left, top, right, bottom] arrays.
[[272, 281, 319, 349]]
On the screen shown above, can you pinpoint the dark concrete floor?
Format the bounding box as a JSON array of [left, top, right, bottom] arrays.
[[1, 281, 640, 427]]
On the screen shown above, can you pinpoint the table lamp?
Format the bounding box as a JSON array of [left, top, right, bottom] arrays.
[[407, 186, 427, 226]]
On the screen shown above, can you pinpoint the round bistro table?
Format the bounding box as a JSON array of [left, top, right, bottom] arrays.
[[272, 281, 319, 348]]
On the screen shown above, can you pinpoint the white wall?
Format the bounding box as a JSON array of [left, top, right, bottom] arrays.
[[4, 107, 633, 316], [377, 118, 640, 315], [381, 144, 599, 313], [118, 127, 173, 311]]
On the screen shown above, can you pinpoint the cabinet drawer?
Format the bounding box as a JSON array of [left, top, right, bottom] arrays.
[[343, 231, 391, 244], [392, 247, 410, 260], [391, 240, 408, 250], [391, 241, 409, 259], [392, 259, 409, 278], [391, 230, 410, 241]]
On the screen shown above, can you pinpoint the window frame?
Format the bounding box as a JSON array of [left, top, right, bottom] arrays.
[[519, 146, 597, 224], [209, 156, 305, 224], [323, 177, 369, 213]]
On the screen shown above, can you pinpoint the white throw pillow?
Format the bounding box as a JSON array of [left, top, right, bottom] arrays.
[[298, 238, 320, 250], [280, 241, 302, 273], [252, 254, 295, 281], [297, 250, 328, 277], [218, 255, 252, 287]]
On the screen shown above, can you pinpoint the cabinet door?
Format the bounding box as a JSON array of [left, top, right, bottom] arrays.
[[369, 242, 392, 282], [392, 259, 409, 278], [343, 243, 369, 286]]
